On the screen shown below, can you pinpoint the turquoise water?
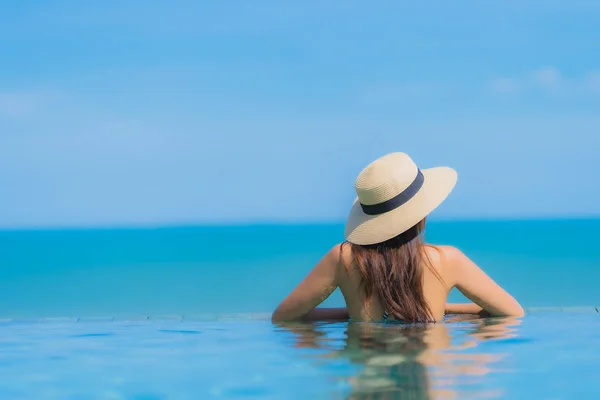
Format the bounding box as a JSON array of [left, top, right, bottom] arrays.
[[1, 219, 599, 399], [1, 312, 599, 399], [1, 219, 599, 317]]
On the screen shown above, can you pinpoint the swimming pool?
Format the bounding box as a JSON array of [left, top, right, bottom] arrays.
[[1, 309, 598, 399]]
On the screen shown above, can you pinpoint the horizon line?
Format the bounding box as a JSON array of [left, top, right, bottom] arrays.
[[1, 214, 599, 232]]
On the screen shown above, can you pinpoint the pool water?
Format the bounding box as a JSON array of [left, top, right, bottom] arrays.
[[1, 310, 599, 399]]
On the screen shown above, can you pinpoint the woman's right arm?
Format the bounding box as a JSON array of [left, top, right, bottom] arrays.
[[445, 302, 490, 317], [444, 246, 525, 318]]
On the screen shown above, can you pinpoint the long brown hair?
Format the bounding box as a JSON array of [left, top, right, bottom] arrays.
[[342, 218, 440, 323]]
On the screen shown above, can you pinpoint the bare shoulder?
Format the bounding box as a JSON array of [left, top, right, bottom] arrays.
[[333, 242, 355, 269], [325, 243, 342, 262], [424, 245, 466, 264], [328, 242, 358, 278], [322, 243, 347, 273], [422, 245, 467, 283]]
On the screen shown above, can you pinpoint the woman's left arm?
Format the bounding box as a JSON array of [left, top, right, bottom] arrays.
[[301, 307, 349, 322], [271, 246, 341, 323]]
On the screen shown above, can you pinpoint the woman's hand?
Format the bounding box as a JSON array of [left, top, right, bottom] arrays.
[[300, 307, 349, 322], [445, 303, 491, 317]]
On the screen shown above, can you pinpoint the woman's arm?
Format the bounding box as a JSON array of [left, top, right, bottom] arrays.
[[271, 246, 341, 323], [301, 308, 349, 322], [445, 303, 491, 317], [444, 246, 525, 318]]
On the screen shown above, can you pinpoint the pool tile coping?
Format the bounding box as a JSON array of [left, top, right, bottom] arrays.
[[0, 307, 597, 323]]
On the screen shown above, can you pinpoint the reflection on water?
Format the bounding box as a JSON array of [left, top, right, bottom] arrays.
[[276, 315, 521, 399]]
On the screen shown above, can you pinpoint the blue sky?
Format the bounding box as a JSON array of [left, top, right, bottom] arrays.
[[1, 1, 599, 227]]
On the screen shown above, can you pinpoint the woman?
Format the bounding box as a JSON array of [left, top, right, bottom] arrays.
[[272, 152, 524, 323]]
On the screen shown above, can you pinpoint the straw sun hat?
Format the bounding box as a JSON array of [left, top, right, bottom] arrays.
[[344, 152, 457, 245]]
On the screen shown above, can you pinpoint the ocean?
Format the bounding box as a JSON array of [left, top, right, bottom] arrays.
[[0, 218, 598, 318]]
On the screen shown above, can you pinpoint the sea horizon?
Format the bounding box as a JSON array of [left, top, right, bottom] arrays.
[[1, 214, 599, 232]]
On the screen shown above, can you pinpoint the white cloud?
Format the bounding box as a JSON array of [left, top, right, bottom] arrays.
[[489, 77, 521, 94], [532, 67, 561, 88], [587, 71, 600, 93], [489, 67, 600, 96], [0, 92, 39, 118], [359, 81, 454, 103], [0, 91, 62, 119], [363, 67, 600, 102]]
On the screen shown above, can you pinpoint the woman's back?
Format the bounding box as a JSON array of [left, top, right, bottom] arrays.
[[337, 243, 453, 322]]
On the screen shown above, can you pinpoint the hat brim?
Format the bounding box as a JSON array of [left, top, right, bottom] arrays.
[[344, 166, 457, 245]]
